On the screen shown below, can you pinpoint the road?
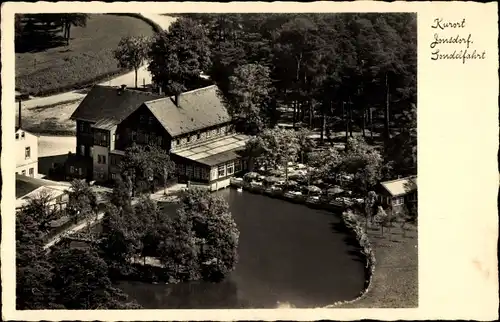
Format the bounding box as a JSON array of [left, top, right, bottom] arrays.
[[22, 14, 177, 110]]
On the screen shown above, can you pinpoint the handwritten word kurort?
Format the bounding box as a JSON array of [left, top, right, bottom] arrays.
[[431, 18, 466, 29]]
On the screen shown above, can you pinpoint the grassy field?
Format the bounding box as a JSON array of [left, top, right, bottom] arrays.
[[15, 14, 156, 96], [17, 100, 80, 136], [338, 215, 418, 308]]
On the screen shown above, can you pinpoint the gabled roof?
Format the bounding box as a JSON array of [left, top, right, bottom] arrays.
[[380, 176, 417, 197], [70, 85, 162, 126], [145, 85, 231, 137]]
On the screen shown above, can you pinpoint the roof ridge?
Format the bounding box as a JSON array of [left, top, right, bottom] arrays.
[[179, 85, 216, 96], [381, 175, 416, 185]]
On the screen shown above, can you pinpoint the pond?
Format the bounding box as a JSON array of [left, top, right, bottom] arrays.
[[116, 189, 365, 309]]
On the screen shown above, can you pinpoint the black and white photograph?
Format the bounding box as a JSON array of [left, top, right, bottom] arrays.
[[11, 9, 418, 310], [2, 2, 498, 320]]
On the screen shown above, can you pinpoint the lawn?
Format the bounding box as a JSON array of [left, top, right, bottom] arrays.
[[336, 215, 418, 308], [15, 14, 156, 96], [17, 100, 81, 136]]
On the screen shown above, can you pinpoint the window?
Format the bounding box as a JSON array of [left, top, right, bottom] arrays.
[[25, 147, 31, 159], [98, 155, 107, 164], [21, 131, 25, 138], [80, 145, 85, 156], [158, 136, 163, 146], [178, 163, 185, 175], [207, 131, 211, 138], [194, 166, 201, 179], [186, 165, 193, 178], [22, 170, 26, 176], [145, 134, 149, 144], [176, 139, 180, 145], [187, 136, 191, 143], [70, 166, 75, 174], [226, 162, 234, 176], [90, 147, 94, 158], [140, 115, 145, 123], [235, 160, 242, 172], [111, 173, 117, 180], [197, 133, 201, 140], [78, 168, 83, 176], [149, 116, 154, 125], [132, 131, 137, 141], [79, 122, 84, 132], [29, 168, 34, 177], [218, 164, 226, 178], [201, 168, 208, 180], [15, 133, 19, 140], [116, 133, 120, 141]]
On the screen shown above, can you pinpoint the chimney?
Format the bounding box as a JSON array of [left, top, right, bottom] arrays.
[[174, 94, 179, 107], [18, 100, 22, 129], [121, 84, 126, 90], [158, 86, 162, 95]]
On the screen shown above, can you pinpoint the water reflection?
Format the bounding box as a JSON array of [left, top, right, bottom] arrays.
[[116, 189, 365, 308]]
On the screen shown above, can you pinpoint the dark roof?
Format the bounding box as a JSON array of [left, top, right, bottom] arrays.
[[145, 85, 231, 137], [70, 85, 162, 127]]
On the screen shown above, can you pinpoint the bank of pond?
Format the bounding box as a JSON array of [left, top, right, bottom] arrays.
[[94, 188, 366, 309]]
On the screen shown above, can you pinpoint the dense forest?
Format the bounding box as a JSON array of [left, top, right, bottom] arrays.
[[181, 13, 416, 142]]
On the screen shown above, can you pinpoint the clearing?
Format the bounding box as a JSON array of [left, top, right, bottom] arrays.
[[15, 14, 156, 96]]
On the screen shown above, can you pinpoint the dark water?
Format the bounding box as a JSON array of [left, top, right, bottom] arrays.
[[116, 189, 365, 309]]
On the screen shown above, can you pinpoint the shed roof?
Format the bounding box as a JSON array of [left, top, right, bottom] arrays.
[[172, 134, 249, 166], [380, 176, 417, 197]]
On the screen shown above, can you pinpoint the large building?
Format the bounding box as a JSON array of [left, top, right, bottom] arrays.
[[67, 84, 249, 190], [16, 100, 39, 178]]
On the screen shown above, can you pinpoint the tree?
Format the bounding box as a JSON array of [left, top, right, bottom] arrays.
[[50, 247, 140, 309], [119, 143, 175, 196], [175, 189, 240, 281], [98, 204, 141, 274], [66, 179, 99, 223], [374, 206, 388, 236], [60, 13, 89, 45], [19, 190, 60, 234], [307, 147, 342, 182], [114, 36, 150, 88], [364, 191, 377, 229], [399, 205, 413, 238], [16, 209, 60, 309], [225, 63, 273, 134], [148, 17, 211, 94], [296, 128, 316, 164], [340, 136, 383, 194], [246, 128, 300, 177]]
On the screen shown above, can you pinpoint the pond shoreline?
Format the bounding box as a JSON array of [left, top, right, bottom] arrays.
[[229, 179, 374, 306]]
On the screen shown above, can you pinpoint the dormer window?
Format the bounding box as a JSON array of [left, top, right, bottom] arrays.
[[21, 131, 25, 138], [15, 133, 19, 140]]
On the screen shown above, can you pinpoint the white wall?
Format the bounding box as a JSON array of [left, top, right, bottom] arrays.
[[15, 129, 38, 177]]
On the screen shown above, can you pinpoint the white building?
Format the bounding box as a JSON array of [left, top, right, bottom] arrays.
[[16, 127, 38, 178]]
